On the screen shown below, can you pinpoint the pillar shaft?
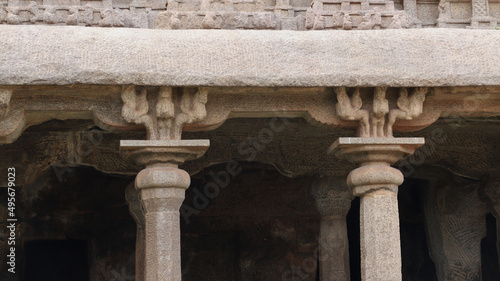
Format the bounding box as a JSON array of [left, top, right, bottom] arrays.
[[319, 217, 350, 280], [313, 177, 352, 281], [360, 191, 401, 280], [137, 168, 189, 281], [144, 209, 182, 280]]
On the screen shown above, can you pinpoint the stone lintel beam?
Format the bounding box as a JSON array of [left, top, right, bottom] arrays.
[[2, 85, 500, 145], [120, 139, 210, 281], [329, 137, 425, 281], [1, 26, 500, 87]]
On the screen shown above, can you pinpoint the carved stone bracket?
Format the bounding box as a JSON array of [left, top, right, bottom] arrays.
[[335, 87, 428, 137], [0, 88, 25, 144], [121, 86, 207, 140]]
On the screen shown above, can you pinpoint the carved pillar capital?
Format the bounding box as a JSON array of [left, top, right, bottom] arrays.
[[120, 85, 210, 281], [120, 139, 209, 217], [312, 176, 353, 281], [312, 176, 353, 216], [121, 86, 208, 140], [335, 87, 428, 138], [330, 137, 424, 194]]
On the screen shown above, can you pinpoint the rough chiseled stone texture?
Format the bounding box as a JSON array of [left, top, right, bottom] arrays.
[[1, 26, 500, 87], [360, 193, 402, 281], [424, 180, 489, 281]]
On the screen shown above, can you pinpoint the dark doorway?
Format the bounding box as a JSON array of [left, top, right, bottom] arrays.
[[347, 197, 361, 281], [481, 213, 500, 281], [22, 240, 89, 281]]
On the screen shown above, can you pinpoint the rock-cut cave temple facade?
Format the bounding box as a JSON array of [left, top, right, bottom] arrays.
[[1, 0, 500, 281]]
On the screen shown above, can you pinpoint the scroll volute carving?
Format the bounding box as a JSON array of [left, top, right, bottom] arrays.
[[0, 89, 26, 144], [335, 87, 428, 137], [121, 86, 207, 140]]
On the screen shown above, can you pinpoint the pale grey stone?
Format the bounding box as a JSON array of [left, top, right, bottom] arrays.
[[360, 193, 402, 281], [1, 25, 500, 87]]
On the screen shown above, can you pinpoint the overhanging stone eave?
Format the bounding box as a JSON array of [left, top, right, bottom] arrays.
[[1, 25, 500, 87]]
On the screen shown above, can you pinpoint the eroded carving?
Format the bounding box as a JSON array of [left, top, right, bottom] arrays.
[[306, 0, 414, 30], [437, 0, 499, 29], [0, 89, 11, 119], [335, 87, 370, 137], [0, 89, 26, 144], [6, 7, 21, 25], [335, 87, 428, 137], [0, 0, 498, 29], [121, 86, 208, 140], [387, 87, 427, 137], [0, 1, 144, 28]]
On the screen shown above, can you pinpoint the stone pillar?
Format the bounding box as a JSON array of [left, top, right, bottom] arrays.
[[329, 137, 424, 281], [424, 180, 488, 281], [312, 177, 352, 281], [125, 182, 146, 281], [121, 139, 210, 281]]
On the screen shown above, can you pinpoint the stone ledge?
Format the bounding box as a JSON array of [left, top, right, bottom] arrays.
[[1, 25, 500, 87], [120, 139, 211, 149]]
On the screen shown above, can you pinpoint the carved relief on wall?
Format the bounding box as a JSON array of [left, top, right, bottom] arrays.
[[156, 0, 306, 30], [305, 0, 416, 30], [0, 0, 498, 28], [0, 0, 167, 28], [436, 0, 499, 28]]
